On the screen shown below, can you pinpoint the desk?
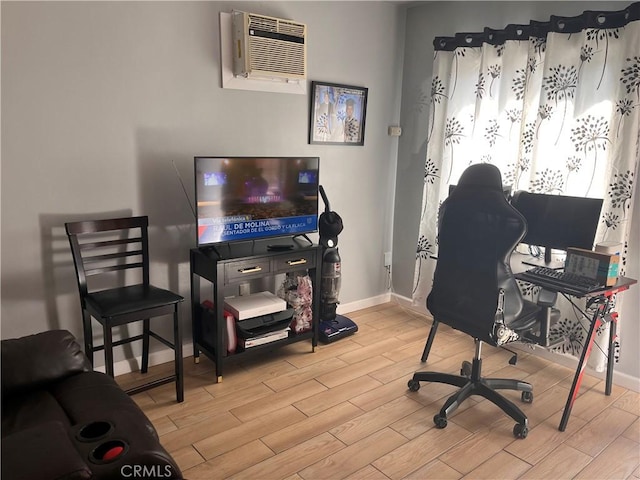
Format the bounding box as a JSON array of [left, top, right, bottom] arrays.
[[515, 268, 637, 431]]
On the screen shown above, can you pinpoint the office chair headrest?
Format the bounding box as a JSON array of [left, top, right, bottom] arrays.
[[456, 164, 503, 192]]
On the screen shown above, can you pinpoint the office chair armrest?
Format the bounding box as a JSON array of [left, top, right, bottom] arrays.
[[529, 290, 561, 348], [537, 288, 557, 308]]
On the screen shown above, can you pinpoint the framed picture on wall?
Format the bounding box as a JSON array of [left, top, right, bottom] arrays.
[[309, 81, 368, 146]]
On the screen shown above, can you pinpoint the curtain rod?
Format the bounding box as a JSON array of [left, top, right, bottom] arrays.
[[434, 1, 640, 51]]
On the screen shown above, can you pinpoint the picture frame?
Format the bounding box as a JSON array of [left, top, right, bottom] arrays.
[[309, 81, 368, 146]]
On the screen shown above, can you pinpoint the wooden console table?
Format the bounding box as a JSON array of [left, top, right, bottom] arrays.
[[190, 239, 321, 382]]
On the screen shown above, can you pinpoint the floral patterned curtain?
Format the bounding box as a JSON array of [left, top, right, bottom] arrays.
[[413, 3, 640, 371]]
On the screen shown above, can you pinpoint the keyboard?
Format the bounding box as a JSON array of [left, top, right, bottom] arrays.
[[518, 266, 604, 295]]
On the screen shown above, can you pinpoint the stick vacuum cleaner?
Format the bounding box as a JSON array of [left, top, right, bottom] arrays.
[[318, 185, 358, 343]]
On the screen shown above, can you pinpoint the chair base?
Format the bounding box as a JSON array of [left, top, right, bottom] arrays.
[[84, 306, 184, 404], [408, 347, 532, 439], [125, 375, 179, 397]]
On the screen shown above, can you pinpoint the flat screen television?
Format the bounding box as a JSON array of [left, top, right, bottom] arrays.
[[195, 156, 320, 246], [511, 191, 603, 264]]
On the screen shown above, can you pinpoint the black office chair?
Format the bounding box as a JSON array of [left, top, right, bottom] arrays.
[[407, 164, 542, 439], [66, 216, 184, 402]]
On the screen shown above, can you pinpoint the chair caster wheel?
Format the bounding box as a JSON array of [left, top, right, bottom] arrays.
[[407, 379, 421, 392], [521, 391, 533, 403], [460, 361, 472, 377], [433, 414, 447, 429], [513, 423, 528, 439]]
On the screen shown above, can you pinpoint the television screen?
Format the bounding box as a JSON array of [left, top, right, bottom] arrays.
[[195, 156, 319, 245]]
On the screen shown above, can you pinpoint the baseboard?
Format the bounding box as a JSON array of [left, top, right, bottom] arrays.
[[94, 347, 186, 377], [101, 294, 393, 376], [389, 292, 430, 316], [337, 293, 391, 314], [512, 344, 640, 393], [614, 371, 640, 393], [101, 293, 640, 392], [391, 294, 640, 392], [338, 291, 431, 317]]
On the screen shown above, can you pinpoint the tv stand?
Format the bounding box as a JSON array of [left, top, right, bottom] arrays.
[[267, 244, 294, 251], [200, 244, 221, 257], [293, 233, 314, 245], [190, 241, 321, 382]]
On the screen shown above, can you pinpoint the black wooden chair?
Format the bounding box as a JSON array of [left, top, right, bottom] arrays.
[[408, 164, 543, 438], [65, 216, 184, 402]]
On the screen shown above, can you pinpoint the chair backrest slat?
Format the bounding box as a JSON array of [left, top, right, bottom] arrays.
[[65, 216, 150, 299], [78, 237, 140, 251], [85, 262, 145, 276], [83, 250, 143, 265], [65, 216, 148, 235]]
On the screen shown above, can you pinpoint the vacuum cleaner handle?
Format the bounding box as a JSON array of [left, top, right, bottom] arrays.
[[319, 185, 331, 213]]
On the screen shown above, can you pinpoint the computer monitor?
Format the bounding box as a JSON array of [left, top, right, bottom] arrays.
[[511, 191, 603, 265]]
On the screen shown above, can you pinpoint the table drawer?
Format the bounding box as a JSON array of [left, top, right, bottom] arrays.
[[274, 251, 316, 272], [225, 258, 271, 283]]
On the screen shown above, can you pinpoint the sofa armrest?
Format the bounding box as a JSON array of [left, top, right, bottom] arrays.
[[1, 421, 92, 480], [2, 330, 91, 396]]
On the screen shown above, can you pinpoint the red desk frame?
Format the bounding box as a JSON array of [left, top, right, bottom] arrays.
[[557, 277, 636, 431], [516, 274, 637, 431]]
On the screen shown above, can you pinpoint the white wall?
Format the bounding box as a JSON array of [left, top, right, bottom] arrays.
[[1, 2, 404, 366], [394, 1, 640, 386], [5, 0, 636, 386]]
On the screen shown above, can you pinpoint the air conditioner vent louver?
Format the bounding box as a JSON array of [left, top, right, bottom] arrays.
[[249, 38, 305, 75], [278, 21, 305, 38], [248, 15, 278, 33], [247, 15, 305, 38], [232, 11, 307, 80]]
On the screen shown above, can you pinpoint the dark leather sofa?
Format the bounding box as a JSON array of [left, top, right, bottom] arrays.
[[1, 330, 182, 480]]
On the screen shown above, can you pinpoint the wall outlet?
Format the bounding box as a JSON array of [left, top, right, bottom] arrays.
[[384, 252, 392, 266], [387, 126, 402, 137], [239, 283, 250, 296]]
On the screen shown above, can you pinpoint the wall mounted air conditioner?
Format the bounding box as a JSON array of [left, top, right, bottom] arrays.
[[231, 11, 307, 81]]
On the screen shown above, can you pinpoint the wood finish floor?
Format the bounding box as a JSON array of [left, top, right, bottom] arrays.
[[118, 302, 640, 479]]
